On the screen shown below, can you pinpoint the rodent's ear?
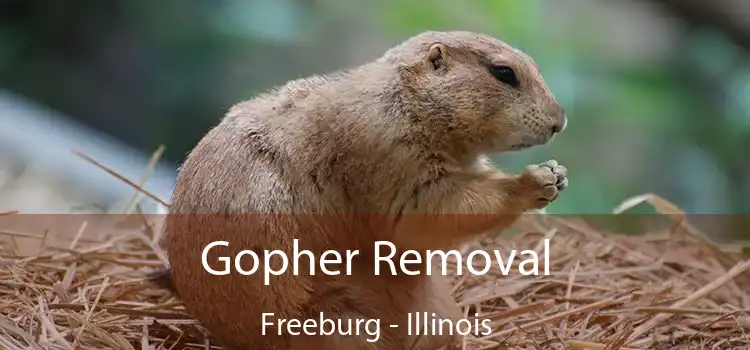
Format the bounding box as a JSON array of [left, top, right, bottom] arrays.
[[425, 43, 448, 71]]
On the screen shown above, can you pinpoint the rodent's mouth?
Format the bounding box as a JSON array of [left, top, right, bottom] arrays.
[[508, 134, 553, 150], [502, 130, 559, 152], [508, 143, 534, 150]]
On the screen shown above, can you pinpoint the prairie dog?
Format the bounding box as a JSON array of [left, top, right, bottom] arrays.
[[151, 30, 568, 350]]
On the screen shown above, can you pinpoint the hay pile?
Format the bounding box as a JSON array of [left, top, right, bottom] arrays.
[[1, 195, 749, 350]]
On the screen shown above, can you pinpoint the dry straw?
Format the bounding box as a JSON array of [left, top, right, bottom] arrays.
[[1, 150, 749, 349]]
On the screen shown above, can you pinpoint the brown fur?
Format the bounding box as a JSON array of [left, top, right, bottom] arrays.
[[152, 31, 568, 350]]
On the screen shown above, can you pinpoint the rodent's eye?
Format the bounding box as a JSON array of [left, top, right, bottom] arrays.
[[489, 65, 519, 87]]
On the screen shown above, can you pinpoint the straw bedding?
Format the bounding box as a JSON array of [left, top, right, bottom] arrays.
[[1, 195, 749, 350]]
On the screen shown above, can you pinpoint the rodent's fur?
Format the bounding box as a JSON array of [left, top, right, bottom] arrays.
[[151, 31, 569, 350]]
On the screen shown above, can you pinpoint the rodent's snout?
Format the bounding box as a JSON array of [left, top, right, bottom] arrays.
[[550, 104, 567, 135], [552, 114, 567, 135]]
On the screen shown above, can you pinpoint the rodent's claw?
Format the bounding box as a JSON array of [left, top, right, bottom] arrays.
[[539, 159, 568, 191], [520, 159, 568, 209]]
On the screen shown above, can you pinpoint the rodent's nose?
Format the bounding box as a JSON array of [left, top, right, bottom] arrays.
[[551, 114, 567, 135]]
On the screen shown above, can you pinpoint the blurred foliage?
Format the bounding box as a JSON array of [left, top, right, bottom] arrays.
[[0, 0, 749, 238]]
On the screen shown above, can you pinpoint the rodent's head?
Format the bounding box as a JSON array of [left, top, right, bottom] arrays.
[[381, 31, 567, 154]]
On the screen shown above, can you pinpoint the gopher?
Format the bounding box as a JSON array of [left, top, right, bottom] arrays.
[[150, 30, 568, 350]]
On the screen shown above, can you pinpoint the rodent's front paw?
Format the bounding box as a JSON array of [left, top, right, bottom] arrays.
[[518, 159, 568, 210]]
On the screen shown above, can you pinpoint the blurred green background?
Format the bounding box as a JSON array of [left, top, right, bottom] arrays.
[[0, 1, 748, 231]]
